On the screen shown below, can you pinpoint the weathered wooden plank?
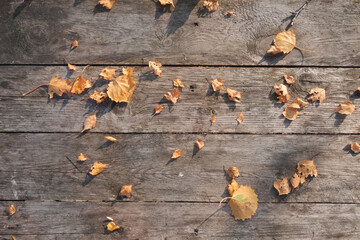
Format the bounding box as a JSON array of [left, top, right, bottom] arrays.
[[1, 66, 359, 133], [0, 201, 359, 239], [1, 133, 359, 203], [0, 0, 359, 66]]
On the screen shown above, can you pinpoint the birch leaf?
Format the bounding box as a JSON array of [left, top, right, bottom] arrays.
[[308, 87, 326, 104], [227, 88, 242, 102], [77, 153, 87, 162], [154, 106, 164, 114], [107, 67, 136, 103], [284, 74, 295, 84], [211, 78, 224, 91], [107, 221, 120, 231], [173, 78, 184, 88], [228, 185, 258, 221], [71, 75, 91, 95], [268, 30, 296, 54], [90, 90, 108, 104], [171, 149, 182, 159], [273, 178, 290, 195], [350, 142, 360, 154], [203, 0, 219, 11], [99, 67, 116, 81], [120, 184, 133, 197], [149, 61, 162, 77], [228, 178, 240, 197], [105, 136, 117, 142], [5, 205, 16, 216], [195, 138, 204, 150], [81, 114, 96, 133], [89, 161, 108, 176], [164, 88, 181, 104], [71, 40, 78, 50], [98, 0, 116, 9], [48, 75, 73, 99], [335, 101, 355, 115], [227, 166, 240, 179], [236, 113, 244, 124], [68, 63, 77, 71]]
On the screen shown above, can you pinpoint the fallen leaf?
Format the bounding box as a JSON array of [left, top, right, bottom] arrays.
[[335, 101, 355, 115], [98, 0, 116, 9], [268, 30, 296, 54], [308, 87, 326, 104], [228, 185, 258, 221], [120, 184, 133, 197], [283, 98, 308, 121], [297, 160, 318, 184], [105, 136, 117, 142], [107, 67, 136, 103], [267, 45, 282, 54], [171, 149, 182, 159], [293, 98, 309, 109], [99, 67, 116, 81], [107, 221, 120, 231], [164, 88, 181, 104], [71, 40, 78, 50], [48, 75, 73, 99], [90, 90, 108, 104], [227, 166, 240, 179], [106, 216, 114, 221], [290, 173, 300, 189], [68, 63, 77, 71], [273, 83, 290, 103], [350, 142, 360, 154], [81, 114, 96, 133], [211, 78, 224, 91], [173, 78, 184, 88], [5, 205, 16, 216], [11, 236, 16, 240], [203, 0, 219, 11], [195, 138, 204, 150], [210, 114, 215, 125], [71, 75, 91, 95], [154, 106, 164, 114], [227, 88, 242, 102], [158, 0, 174, 8], [228, 178, 239, 196], [273, 178, 291, 196], [89, 161, 108, 176], [149, 61, 162, 77], [226, 11, 234, 16], [284, 74, 295, 84], [77, 153, 87, 162], [236, 112, 244, 124]]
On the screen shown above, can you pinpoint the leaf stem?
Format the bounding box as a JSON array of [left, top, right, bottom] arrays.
[[22, 83, 49, 97], [219, 197, 232, 206], [288, 0, 312, 29]]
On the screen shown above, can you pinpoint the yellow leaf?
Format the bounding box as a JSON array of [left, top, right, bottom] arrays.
[[149, 61, 162, 77], [297, 160, 318, 181], [77, 153, 87, 162], [11, 235, 16, 240], [273, 178, 291, 196], [48, 75, 73, 99], [105, 136, 117, 142], [272, 30, 296, 54], [203, 0, 219, 11], [335, 101, 355, 115], [107, 221, 120, 231], [195, 138, 204, 150], [159, 0, 174, 7], [308, 87, 326, 104], [154, 106, 164, 114], [120, 184, 133, 197], [71, 75, 91, 95], [71, 40, 78, 50], [226, 88, 242, 102], [211, 78, 224, 91], [267, 45, 282, 54], [273, 83, 290, 103], [98, 0, 116, 9], [90, 90, 108, 104], [290, 173, 300, 189], [164, 88, 181, 104], [107, 67, 136, 103], [350, 142, 360, 154], [67, 63, 77, 71], [89, 161, 108, 176], [236, 112, 244, 124], [5, 204, 16, 216], [228, 185, 258, 221], [227, 166, 240, 179], [228, 178, 239, 197], [99, 67, 116, 81], [210, 113, 215, 125], [171, 149, 182, 159], [81, 114, 96, 133], [283, 98, 308, 121], [283, 74, 295, 84], [173, 78, 184, 88]]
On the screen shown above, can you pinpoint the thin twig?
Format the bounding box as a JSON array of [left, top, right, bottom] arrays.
[[288, 0, 312, 28], [22, 83, 49, 97]]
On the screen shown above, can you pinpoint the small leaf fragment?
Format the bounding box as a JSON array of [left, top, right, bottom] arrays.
[[273, 83, 290, 103], [267, 45, 282, 54], [173, 78, 184, 88], [297, 160, 318, 184], [335, 101, 355, 115], [99, 67, 116, 81], [236, 112, 244, 124], [171, 149, 182, 159], [227, 88, 242, 102], [210, 114, 215, 125], [68, 63, 77, 71], [202, 0, 219, 11], [268, 30, 296, 54], [89, 161, 108, 176], [308, 87, 326, 104], [164, 88, 181, 104], [284, 74, 295, 84], [211, 78, 224, 91], [5, 204, 16, 216], [154, 106, 164, 114], [227, 166, 240, 179], [98, 0, 116, 10], [71, 75, 91, 95], [273, 178, 291, 196], [290, 173, 300, 189], [228, 185, 258, 221], [11, 235, 16, 240], [120, 184, 133, 197], [105, 136, 117, 142], [90, 90, 108, 104], [77, 153, 87, 162], [107, 67, 136, 103], [107, 221, 120, 231], [149, 61, 162, 77], [195, 138, 204, 150], [228, 178, 239, 197], [48, 75, 73, 99], [158, 0, 174, 8], [81, 114, 96, 133], [71, 40, 78, 50], [350, 142, 360, 154]]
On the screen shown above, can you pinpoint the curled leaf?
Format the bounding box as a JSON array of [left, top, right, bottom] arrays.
[[210, 113, 215, 125], [211, 78, 224, 91], [267, 45, 282, 55], [226, 88, 242, 102], [77, 153, 87, 162], [284, 74, 295, 84], [5, 204, 16, 216], [154, 106, 164, 115], [203, 0, 219, 11], [268, 30, 296, 54], [120, 184, 133, 197], [173, 78, 184, 88], [164, 88, 181, 104], [107, 67, 136, 103], [335, 101, 355, 115], [228, 185, 258, 221], [171, 149, 182, 159], [297, 160, 318, 184], [273, 178, 291, 196], [228, 178, 239, 197], [227, 166, 240, 179], [195, 138, 204, 150], [290, 173, 300, 189], [283, 98, 308, 121], [81, 114, 96, 133], [308, 87, 326, 104], [236, 112, 244, 124], [48, 75, 73, 99], [149, 61, 162, 77], [98, 0, 116, 9], [273, 83, 290, 103], [68, 63, 77, 71], [107, 221, 120, 231], [71, 40, 78, 50], [350, 142, 360, 153], [159, 0, 174, 8], [71, 75, 91, 95], [89, 161, 108, 176], [99, 67, 116, 81], [105, 136, 117, 142], [90, 90, 108, 104]]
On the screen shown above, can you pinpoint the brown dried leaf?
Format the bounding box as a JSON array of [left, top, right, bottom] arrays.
[[268, 30, 296, 54], [105, 136, 117, 142], [283, 98, 308, 121], [99, 67, 116, 81], [290, 173, 300, 189], [308, 87, 326, 104], [107, 221, 120, 231], [5, 205, 16, 216], [236, 112, 244, 124], [107, 67, 136, 103], [228, 178, 239, 197], [77, 153, 87, 162], [68, 63, 77, 71], [297, 160, 318, 184], [211, 78, 224, 91], [90, 90, 108, 104], [226, 11, 234, 16], [273, 83, 290, 103], [293, 98, 309, 109], [71, 40, 78, 50], [11, 236, 16, 240], [210, 114, 215, 125], [159, 0, 174, 7], [81, 114, 96, 133], [89, 161, 108, 176], [350, 142, 360, 154], [71, 75, 91, 95], [173, 78, 184, 88], [267, 45, 282, 54], [227, 166, 240, 179], [120, 184, 133, 197], [284, 74, 295, 84], [195, 138, 204, 150], [149, 61, 162, 77], [227, 88, 242, 102], [335, 101, 355, 115], [48, 75, 73, 99], [164, 88, 181, 104], [228, 185, 258, 221], [273, 178, 291, 196], [171, 149, 182, 159], [154, 106, 164, 115], [203, 0, 219, 11], [98, 0, 116, 9]]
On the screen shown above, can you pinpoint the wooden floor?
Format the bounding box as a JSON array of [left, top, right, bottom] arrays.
[[0, 0, 359, 239]]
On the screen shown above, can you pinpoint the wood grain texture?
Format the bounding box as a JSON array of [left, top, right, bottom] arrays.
[[1, 66, 359, 133], [1, 133, 359, 203], [0, 201, 359, 239], [0, 0, 359, 66]]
